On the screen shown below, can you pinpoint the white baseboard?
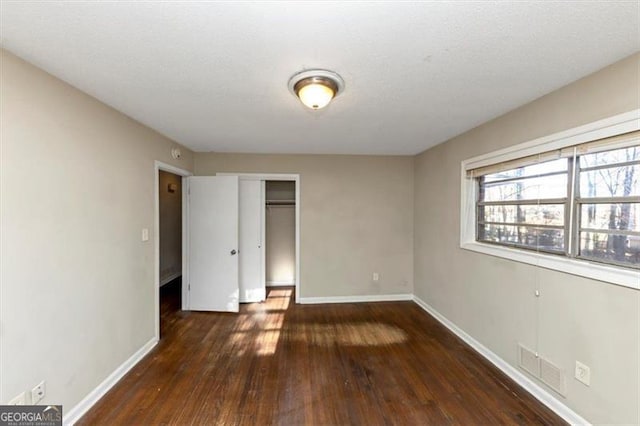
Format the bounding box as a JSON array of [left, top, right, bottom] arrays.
[[411, 295, 590, 426], [266, 281, 295, 287], [299, 294, 413, 304], [64, 337, 158, 425]]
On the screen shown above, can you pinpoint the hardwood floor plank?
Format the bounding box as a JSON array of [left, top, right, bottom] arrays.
[[78, 286, 566, 425]]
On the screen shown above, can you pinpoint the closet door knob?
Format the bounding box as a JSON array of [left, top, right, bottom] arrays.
[[230, 249, 237, 255]]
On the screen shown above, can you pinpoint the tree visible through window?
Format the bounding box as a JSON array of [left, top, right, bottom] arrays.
[[577, 146, 639, 267], [476, 142, 639, 269]]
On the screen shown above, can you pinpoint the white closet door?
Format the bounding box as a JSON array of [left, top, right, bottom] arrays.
[[239, 179, 265, 303], [187, 176, 239, 312]]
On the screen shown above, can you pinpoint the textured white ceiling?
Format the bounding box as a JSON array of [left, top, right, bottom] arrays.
[[1, 1, 638, 155]]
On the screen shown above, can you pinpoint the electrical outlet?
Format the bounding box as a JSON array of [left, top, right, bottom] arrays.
[[31, 381, 46, 404], [372, 272, 379, 281], [8, 392, 27, 405], [575, 361, 591, 386]]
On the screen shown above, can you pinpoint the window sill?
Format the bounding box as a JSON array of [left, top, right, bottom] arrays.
[[461, 241, 639, 290]]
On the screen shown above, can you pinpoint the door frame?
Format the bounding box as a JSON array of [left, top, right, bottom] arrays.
[[217, 173, 301, 303], [154, 161, 192, 340]]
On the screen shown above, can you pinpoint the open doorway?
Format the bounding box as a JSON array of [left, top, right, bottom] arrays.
[[158, 170, 183, 337], [154, 161, 191, 340]]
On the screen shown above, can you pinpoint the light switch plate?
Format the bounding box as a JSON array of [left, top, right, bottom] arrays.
[[141, 228, 149, 242]]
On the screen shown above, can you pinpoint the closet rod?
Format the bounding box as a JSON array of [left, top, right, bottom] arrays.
[[266, 200, 296, 206]]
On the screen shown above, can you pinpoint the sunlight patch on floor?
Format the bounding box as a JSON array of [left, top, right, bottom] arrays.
[[236, 314, 256, 331], [230, 312, 286, 356], [232, 290, 405, 356], [289, 322, 407, 347], [231, 321, 407, 357], [267, 289, 293, 298], [256, 330, 281, 355], [243, 288, 292, 312]]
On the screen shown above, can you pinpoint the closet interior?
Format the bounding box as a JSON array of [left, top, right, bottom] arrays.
[[265, 181, 296, 287]]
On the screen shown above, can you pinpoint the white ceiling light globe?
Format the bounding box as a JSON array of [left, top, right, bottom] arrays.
[[298, 83, 335, 109], [288, 69, 345, 110]]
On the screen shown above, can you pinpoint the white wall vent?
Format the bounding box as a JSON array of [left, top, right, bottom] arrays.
[[540, 357, 566, 396], [518, 344, 540, 377]]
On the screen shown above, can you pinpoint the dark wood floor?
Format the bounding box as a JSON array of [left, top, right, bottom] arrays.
[[79, 285, 565, 425]]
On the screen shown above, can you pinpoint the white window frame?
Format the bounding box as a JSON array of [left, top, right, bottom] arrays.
[[460, 109, 640, 290]]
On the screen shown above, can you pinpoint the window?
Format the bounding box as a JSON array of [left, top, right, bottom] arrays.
[[477, 158, 569, 254], [461, 110, 640, 289], [475, 145, 639, 269], [576, 146, 639, 267]]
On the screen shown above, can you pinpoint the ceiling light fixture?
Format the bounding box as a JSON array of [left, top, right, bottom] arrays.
[[288, 69, 345, 110]]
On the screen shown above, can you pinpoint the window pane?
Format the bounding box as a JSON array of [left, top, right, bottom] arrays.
[[579, 165, 639, 198], [579, 232, 640, 267], [580, 145, 640, 168], [481, 204, 564, 226], [484, 158, 568, 182], [482, 174, 567, 202], [479, 223, 564, 252], [580, 203, 640, 232]]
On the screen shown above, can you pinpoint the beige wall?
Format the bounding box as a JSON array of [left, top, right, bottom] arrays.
[[159, 171, 182, 285], [0, 50, 194, 409], [195, 154, 414, 298], [266, 181, 296, 285], [414, 53, 640, 424]]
